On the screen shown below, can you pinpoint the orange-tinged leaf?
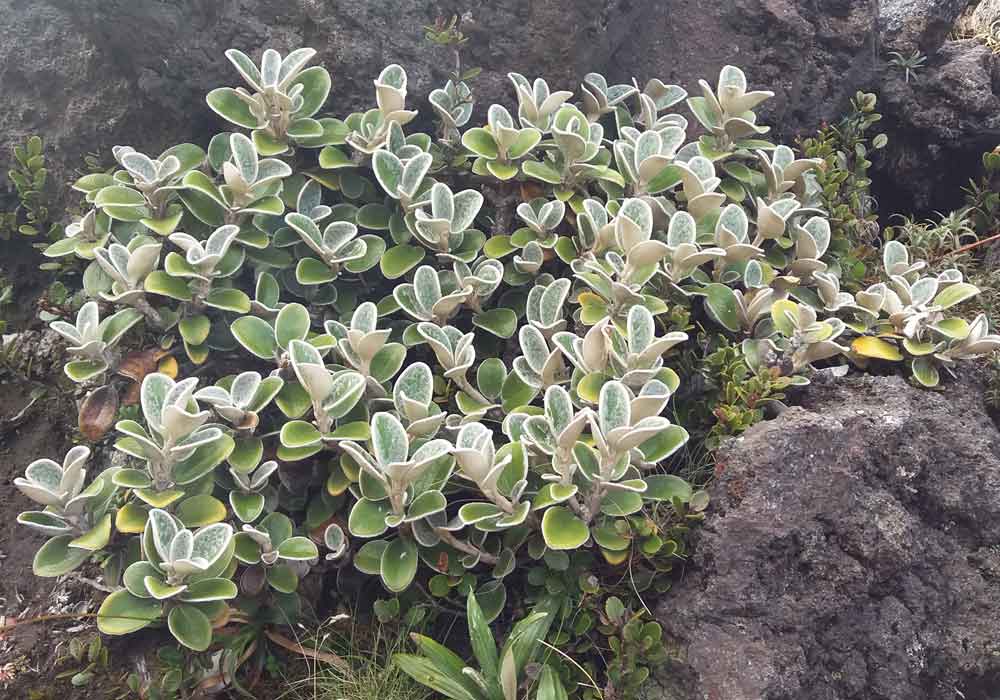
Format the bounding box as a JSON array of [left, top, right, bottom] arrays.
[[157, 355, 179, 378]]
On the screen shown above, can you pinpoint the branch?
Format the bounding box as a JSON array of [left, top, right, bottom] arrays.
[[433, 528, 498, 565]]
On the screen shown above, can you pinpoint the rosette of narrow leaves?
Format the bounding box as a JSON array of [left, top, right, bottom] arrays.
[[194, 371, 284, 433], [687, 65, 773, 152], [228, 459, 278, 523], [285, 213, 367, 285], [44, 208, 111, 260], [208, 48, 332, 155], [607, 306, 688, 388], [280, 339, 366, 456], [234, 511, 319, 594], [409, 182, 484, 254], [325, 302, 407, 392], [395, 594, 563, 700], [344, 65, 418, 154], [429, 79, 473, 140], [581, 72, 638, 121], [464, 104, 542, 181], [105, 510, 236, 651], [519, 385, 592, 490], [16, 446, 120, 577], [113, 373, 234, 504], [416, 323, 480, 398], [386, 362, 443, 437], [182, 133, 289, 224], [49, 300, 143, 382]]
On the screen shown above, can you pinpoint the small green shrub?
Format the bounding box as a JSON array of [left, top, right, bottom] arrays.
[[13, 45, 1000, 694], [2, 135, 56, 239]]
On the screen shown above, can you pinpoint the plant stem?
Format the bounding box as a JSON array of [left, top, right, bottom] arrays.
[[433, 528, 498, 565]]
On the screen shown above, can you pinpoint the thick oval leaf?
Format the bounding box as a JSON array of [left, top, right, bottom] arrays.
[[380, 537, 418, 593], [168, 604, 213, 651], [541, 506, 590, 550], [97, 590, 162, 635]]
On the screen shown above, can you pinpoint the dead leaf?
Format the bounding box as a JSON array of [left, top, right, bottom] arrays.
[[116, 346, 170, 383], [264, 629, 349, 670], [78, 385, 119, 442]]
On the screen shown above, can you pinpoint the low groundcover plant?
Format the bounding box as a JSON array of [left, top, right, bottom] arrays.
[[15, 46, 999, 696]]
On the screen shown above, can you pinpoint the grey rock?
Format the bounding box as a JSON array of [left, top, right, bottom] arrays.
[[879, 0, 971, 52], [0, 0, 994, 218], [654, 373, 1000, 700]]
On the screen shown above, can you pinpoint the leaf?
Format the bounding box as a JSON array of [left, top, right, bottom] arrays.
[[381, 244, 426, 279], [911, 357, 940, 387], [33, 535, 91, 577], [348, 498, 392, 538], [638, 425, 689, 462], [179, 315, 211, 346], [704, 283, 741, 332], [933, 283, 979, 310], [68, 513, 112, 551], [207, 87, 260, 129], [281, 420, 323, 448], [541, 506, 589, 550], [851, 336, 902, 361], [78, 385, 119, 442], [472, 308, 518, 338], [231, 316, 277, 359], [176, 495, 228, 527], [168, 605, 213, 651], [462, 128, 499, 159], [643, 473, 693, 502], [380, 537, 419, 593], [467, 591, 500, 680], [277, 536, 320, 561], [144, 271, 192, 301], [97, 590, 161, 635], [204, 288, 251, 313]]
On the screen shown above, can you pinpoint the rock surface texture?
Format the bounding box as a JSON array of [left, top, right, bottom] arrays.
[[651, 373, 1000, 700], [0, 0, 997, 213]]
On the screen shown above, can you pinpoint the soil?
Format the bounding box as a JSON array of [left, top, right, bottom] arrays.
[[0, 374, 121, 699]]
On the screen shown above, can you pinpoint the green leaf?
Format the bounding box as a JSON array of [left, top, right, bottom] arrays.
[[180, 578, 238, 603], [290, 66, 332, 118], [462, 128, 499, 159], [522, 160, 563, 184], [65, 359, 108, 383], [638, 425, 689, 462], [484, 235, 517, 259], [281, 420, 323, 448], [230, 491, 265, 523], [97, 590, 161, 635], [276, 381, 312, 418], [349, 498, 392, 538], [381, 245, 426, 280], [541, 506, 589, 550], [231, 316, 277, 359], [168, 605, 213, 651], [176, 495, 228, 527], [467, 591, 500, 681], [145, 271, 192, 301], [704, 283, 741, 332], [275, 302, 311, 349], [207, 87, 260, 129], [380, 537, 418, 593], [204, 288, 251, 313], [33, 535, 91, 576], [267, 564, 299, 593], [643, 474, 693, 502], [393, 654, 481, 700], [933, 283, 979, 310], [173, 434, 235, 485], [911, 357, 940, 387], [179, 315, 211, 346], [278, 536, 320, 561], [319, 146, 355, 170], [472, 308, 517, 338]]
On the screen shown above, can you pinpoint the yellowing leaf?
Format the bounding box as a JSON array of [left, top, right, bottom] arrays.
[[851, 336, 902, 361]]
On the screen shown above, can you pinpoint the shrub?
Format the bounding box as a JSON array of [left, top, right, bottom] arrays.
[[17, 46, 1000, 685]]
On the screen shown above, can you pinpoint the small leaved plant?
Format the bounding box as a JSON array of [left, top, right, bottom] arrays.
[[15, 46, 1000, 687]]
